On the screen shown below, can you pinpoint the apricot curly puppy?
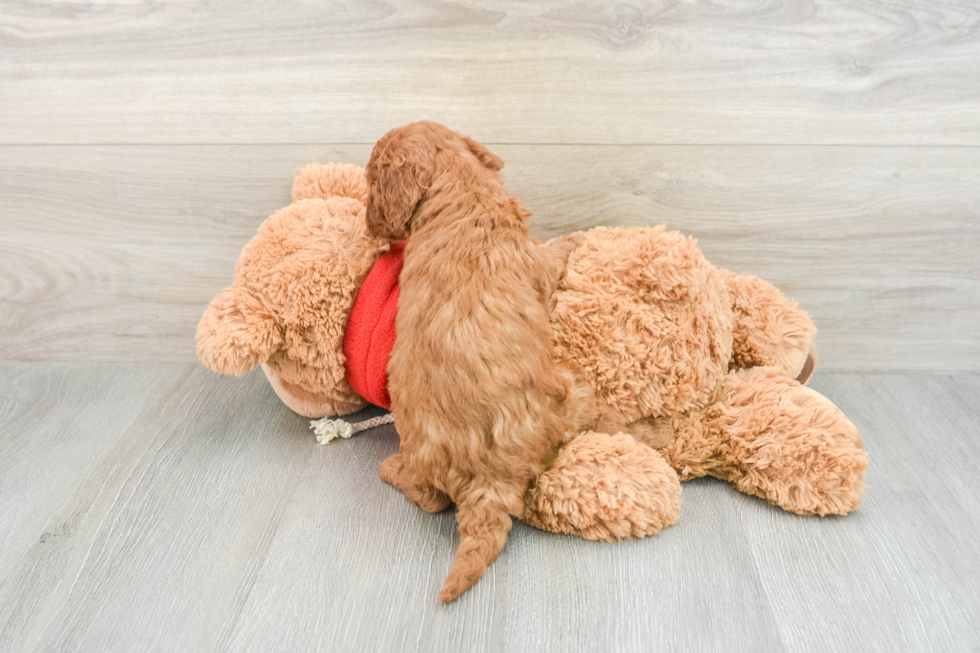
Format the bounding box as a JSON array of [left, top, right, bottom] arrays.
[[366, 122, 610, 603]]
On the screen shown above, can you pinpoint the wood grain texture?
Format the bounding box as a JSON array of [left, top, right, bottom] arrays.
[[1, 0, 978, 145], [1, 144, 977, 372], [0, 363, 310, 651], [741, 374, 980, 652], [0, 363, 978, 652]]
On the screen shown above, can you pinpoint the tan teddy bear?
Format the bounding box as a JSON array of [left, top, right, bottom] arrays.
[[537, 225, 864, 520], [197, 162, 867, 546]]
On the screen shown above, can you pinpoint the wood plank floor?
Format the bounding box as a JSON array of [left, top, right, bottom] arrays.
[[0, 363, 977, 652]]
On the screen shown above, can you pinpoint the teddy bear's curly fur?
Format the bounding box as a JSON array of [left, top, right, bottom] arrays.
[[539, 225, 863, 517], [197, 161, 867, 600], [197, 163, 386, 418]]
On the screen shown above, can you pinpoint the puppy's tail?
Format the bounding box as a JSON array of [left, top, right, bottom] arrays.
[[440, 494, 513, 604]]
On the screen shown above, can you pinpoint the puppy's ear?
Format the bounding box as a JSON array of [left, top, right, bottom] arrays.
[[462, 135, 504, 171], [366, 141, 436, 240], [197, 287, 282, 376]]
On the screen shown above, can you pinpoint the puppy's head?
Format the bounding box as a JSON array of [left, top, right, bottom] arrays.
[[365, 121, 504, 239]]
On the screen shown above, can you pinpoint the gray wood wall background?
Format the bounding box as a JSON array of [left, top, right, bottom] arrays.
[[1, 0, 978, 372]]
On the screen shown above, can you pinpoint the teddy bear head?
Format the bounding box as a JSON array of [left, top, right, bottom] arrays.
[[196, 163, 391, 417]]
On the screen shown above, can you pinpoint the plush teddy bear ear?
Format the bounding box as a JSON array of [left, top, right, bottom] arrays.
[[291, 163, 368, 204], [196, 287, 283, 376]]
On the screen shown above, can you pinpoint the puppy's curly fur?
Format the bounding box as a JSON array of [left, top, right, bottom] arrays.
[[366, 122, 611, 603]]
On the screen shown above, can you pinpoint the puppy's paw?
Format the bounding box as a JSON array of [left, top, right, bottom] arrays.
[[379, 453, 405, 486], [380, 453, 451, 514]]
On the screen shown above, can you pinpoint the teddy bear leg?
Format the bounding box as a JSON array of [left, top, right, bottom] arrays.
[[720, 269, 818, 384], [379, 453, 451, 514], [522, 432, 682, 542], [662, 367, 867, 516]]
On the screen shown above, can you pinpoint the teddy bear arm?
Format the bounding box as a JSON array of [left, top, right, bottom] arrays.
[[522, 432, 682, 542], [720, 269, 817, 380]]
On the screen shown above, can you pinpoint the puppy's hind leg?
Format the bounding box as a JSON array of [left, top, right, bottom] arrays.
[[380, 453, 451, 514], [439, 492, 514, 604]]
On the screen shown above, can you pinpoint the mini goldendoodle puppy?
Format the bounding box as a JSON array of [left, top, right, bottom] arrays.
[[366, 121, 614, 603]]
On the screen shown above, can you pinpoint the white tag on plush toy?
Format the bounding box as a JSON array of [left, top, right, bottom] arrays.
[[310, 414, 395, 445]]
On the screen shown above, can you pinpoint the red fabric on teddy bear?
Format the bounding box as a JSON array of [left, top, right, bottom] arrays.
[[343, 241, 405, 409]]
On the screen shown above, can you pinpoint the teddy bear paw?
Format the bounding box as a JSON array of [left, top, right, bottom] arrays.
[[523, 432, 682, 542]]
